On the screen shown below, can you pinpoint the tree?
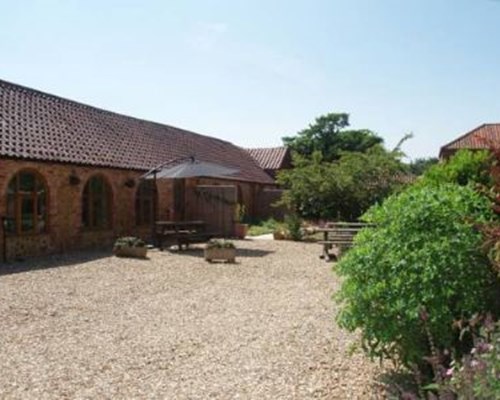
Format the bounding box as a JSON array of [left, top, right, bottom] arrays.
[[407, 157, 439, 176], [277, 145, 407, 221], [282, 112, 383, 162]]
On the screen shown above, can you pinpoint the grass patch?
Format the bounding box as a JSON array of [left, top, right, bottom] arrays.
[[247, 219, 280, 236]]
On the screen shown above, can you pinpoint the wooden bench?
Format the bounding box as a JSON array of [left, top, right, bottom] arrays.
[[316, 222, 373, 261]]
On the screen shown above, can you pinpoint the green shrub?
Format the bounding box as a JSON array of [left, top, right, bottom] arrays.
[[284, 214, 303, 241], [206, 239, 235, 249], [247, 218, 280, 236], [235, 203, 246, 223], [336, 184, 499, 374], [420, 149, 491, 187], [277, 146, 408, 221], [114, 236, 146, 248]]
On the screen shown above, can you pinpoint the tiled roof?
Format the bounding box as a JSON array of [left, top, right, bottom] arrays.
[[246, 147, 290, 171], [0, 79, 273, 184], [440, 124, 500, 157]]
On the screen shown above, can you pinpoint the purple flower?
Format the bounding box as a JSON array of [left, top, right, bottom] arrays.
[[475, 341, 493, 354]]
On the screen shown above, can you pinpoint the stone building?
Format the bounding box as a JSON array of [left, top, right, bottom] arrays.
[[0, 79, 274, 260]]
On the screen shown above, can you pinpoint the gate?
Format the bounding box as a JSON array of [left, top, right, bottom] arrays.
[[187, 185, 237, 237]]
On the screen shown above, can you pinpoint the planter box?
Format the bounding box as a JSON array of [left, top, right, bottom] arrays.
[[113, 246, 148, 259], [204, 247, 236, 263]]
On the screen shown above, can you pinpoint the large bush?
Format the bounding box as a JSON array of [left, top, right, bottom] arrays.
[[420, 149, 491, 187], [278, 146, 407, 220], [336, 184, 499, 373]]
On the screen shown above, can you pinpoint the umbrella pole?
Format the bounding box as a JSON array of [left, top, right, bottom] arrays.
[[152, 170, 158, 247]]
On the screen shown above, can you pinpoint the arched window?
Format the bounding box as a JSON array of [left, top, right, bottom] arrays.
[[135, 180, 156, 226], [6, 170, 48, 235], [82, 175, 112, 229]]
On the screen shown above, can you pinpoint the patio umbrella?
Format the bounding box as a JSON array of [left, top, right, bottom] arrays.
[[144, 157, 239, 180], [140, 156, 239, 245]]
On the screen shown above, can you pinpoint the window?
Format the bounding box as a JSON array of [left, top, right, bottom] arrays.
[[6, 170, 48, 235], [82, 175, 112, 229], [135, 180, 156, 226]]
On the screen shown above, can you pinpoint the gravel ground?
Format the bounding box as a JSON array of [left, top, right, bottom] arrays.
[[0, 240, 385, 399]]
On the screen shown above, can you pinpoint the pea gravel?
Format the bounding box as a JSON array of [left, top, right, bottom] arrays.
[[0, 240, 385, 399]]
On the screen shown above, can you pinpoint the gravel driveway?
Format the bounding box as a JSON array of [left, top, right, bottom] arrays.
[[0, 240, 383, 399]]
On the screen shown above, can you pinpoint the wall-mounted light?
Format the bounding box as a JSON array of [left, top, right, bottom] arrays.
[[124, 178, 136, 188], [69, 171, 81, 186]]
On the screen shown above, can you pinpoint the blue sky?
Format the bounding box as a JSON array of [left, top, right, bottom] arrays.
[[1, 0, 499, 159]]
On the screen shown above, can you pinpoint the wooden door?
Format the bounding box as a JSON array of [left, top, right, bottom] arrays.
[[172, 179, 185, 221], [188, 185, 236, 236]]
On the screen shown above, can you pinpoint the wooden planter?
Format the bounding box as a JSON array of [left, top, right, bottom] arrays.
[[113, 246, 148, 259], [204, 247, 236, 263]]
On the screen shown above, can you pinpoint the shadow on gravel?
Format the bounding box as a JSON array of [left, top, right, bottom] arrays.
[[0, 250, 111, 276], [373, 370, 419, 399], [167, 247, 275, 259]]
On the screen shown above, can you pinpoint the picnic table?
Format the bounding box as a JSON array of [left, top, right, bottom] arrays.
[[315, 222, 372, 261], [155, 220, 219, 251]]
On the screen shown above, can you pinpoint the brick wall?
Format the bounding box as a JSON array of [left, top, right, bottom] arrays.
[[0, 159, 173, 261], [0, 159, 277, 261]]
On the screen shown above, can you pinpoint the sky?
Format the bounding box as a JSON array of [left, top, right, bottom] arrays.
[[1, 0, 499, 160]]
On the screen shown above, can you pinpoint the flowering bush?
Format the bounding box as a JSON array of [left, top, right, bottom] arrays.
[[113, 236, 146, 248], [447, 317, 500, 398], [205, 239, 235, 250], [336, 184, 498, 375]]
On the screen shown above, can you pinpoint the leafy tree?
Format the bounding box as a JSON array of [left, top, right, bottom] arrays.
[[408, 157, 439, 176], [277, 146, 407, 220], [336, 183, 499, 376], [282, 113, 383, 162]]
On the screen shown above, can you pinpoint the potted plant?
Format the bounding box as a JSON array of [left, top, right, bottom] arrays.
[[204, 239, 236, 263], [273, 225, 288, 240], [113, 236, 148, 258], [233, 203, 248, 239]]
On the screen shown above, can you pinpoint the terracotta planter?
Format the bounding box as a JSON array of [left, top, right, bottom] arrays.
[[234, 223, 248, 239], [204, 247, 236, 263], [113, 246, 148, 258]]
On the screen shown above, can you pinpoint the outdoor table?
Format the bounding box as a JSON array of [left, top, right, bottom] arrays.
[[155, 220, 206, 232], [315, 222, 372, 261], [154, 220, 210, 250]]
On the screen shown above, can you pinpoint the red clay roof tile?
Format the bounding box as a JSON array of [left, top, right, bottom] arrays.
[[246, 147, 290, 171], [0, 79, 274, 184], [440, 124, 500, 157]]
